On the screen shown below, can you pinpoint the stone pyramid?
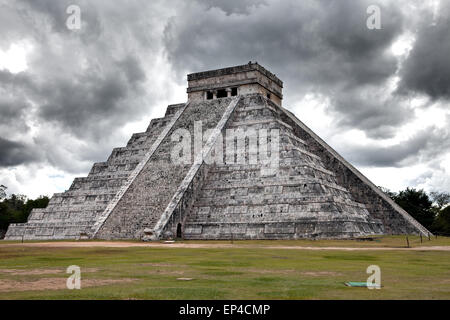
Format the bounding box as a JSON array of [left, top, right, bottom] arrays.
[[5, 63, 430, 240]]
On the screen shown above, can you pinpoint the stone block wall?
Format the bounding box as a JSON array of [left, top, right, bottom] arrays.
[[181, 94, 385, 240]]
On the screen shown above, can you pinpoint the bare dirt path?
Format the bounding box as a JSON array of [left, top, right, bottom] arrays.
[[1, 241, 450, 251]]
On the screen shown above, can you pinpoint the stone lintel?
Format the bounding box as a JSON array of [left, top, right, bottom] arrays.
[[186, 78, 283, 99]]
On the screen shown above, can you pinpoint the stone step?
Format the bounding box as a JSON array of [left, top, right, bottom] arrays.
[[227, 118, 293, 132], [280, 132, 307, 146], [194, 193, 366, 208], [186, 211, 370, 224], [202, 176, 350, 192], [207, 165, 335, 182], [208, 162, 335, 177], [107, 147, 147, 161], [68, 177, 127, 191], [48, 191, 116, 205], [235, 104, 277, 114], [126, 132, 150, 148], [36, 205, 101, 213], [146, 117, 173, 132], [165, 103, 186, 117], [89, 167, 137, 177], [43, 202, 108, 211], [5, 223, 93, 240], [182, 219, 384, 240], [232, 106, 278, 122], [200, 178, 346, 196]]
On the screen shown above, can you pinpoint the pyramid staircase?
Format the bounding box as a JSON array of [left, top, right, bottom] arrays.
[[94, 97, 236, 239]]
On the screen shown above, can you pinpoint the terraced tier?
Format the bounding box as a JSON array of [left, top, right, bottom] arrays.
[[4, 104, 184, 240], [183, 95, 383, 239]]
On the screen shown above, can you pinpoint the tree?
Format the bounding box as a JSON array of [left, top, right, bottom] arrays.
[[379, 186, 397, 199], [0, 201, 15, 232], [0, 194, 49, 238], [22, 196, 49, 221], [430, 191, 450, 210], [433, 206, 450, 235], [392, 188, 435, 231]]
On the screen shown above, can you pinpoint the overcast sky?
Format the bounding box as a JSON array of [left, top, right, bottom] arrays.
[[0, 0, 449, 198]]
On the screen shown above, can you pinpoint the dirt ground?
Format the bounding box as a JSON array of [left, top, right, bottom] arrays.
[[0, 268, 99, 276], [0, 278, 136, 292], [1, 241, 449, 251]]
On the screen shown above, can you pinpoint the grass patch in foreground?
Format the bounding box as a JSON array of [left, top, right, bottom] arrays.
[[0, 238, 449, 300], [175, 235, 450, 248]]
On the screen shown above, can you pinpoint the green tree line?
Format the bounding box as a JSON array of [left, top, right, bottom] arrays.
[[0, 194, 49, 238], [380, 187, 450, 235]]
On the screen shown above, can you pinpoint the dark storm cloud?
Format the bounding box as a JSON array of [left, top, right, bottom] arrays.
[[37, 55, 146, 137], [1, 0, 449, 195], [331, 89, 413, 139], [0, 70, 35, 94], [163, 0, 407, 136], [199, 0, 267, 15], [341, 125, 450, 167], [0, 99, 27, 125], [164, 0, 403, 90], [0, 0, 165, 171], [399, 2, 450, 99], [0, 137, 38, 167], [17, 0, 103, 40], [0, 98, 30, 132], [0, 57, 147, 140]]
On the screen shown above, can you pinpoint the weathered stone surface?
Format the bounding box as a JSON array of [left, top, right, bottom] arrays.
[[181, 95, 385, 240], [5, 63, 430, 241], [5, 103, 182, 240], [95, 98, 235, 239], [275, 100, 428, 235]]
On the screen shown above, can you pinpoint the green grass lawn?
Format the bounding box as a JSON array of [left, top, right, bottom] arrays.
[[172, 234, 450, 248], [0, 236, 449, 300]]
